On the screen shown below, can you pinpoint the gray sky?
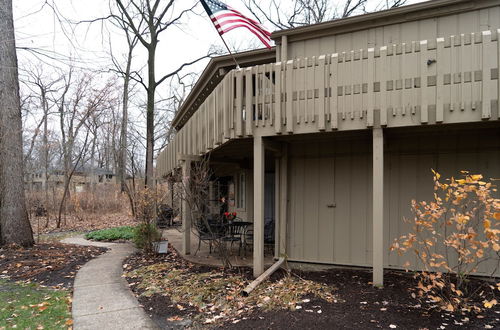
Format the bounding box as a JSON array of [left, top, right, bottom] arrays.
[[13, 0, 256, 82], [13, 0, 426, 81]]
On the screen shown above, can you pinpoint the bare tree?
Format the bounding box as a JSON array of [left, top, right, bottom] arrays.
[[56, 72, 115, 227], [0, 0, 34, 246], [242, 0, 407, 29], [23, 67, 61, 212], [112, 18, 138, 194], [114, 0, 213, 188], [178, 156, 232, 268]]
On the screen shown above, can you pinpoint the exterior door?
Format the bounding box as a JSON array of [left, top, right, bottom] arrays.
[[288, 157, 335, 263]]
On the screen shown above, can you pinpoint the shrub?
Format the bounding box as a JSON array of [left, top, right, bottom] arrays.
[[133, 188, 163, 253], [85, 226, 135, 241], [133, 223, 161, 251], [391, 170, 500, 312]]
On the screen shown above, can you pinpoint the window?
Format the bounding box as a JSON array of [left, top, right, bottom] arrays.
[[237, 172, 246, 209]]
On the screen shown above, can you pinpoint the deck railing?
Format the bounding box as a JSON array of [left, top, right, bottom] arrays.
[[157, 30, 500, 177]]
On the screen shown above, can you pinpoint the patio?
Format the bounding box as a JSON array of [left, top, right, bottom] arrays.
[[162, 228, 275, 268]]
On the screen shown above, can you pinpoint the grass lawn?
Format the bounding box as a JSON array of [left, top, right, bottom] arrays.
[[85, 226, 135, 241], [0, 280, 72, 329]]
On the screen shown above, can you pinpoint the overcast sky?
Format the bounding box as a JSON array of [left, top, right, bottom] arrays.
[[13, 0, 426, 83], [13, 0, 254, 83]]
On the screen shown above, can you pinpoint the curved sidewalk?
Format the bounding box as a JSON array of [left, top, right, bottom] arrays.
[[62, 236, 157, 330]]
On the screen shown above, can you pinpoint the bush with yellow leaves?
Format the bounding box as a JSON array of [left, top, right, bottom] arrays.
[[391, 170, 500, 312]]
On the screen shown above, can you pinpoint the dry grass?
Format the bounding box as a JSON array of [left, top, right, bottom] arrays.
[[26, 184, 137, 234]]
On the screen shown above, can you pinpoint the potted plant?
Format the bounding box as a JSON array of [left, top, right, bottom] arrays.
[[224, 211, 237, 223]]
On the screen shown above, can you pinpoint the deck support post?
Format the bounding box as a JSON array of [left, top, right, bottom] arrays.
[[279, 144, 288, 256], [372, 128, 384, 286], [253, 136, 265, 277], [181, 158, 191, 255], [273, 143, 288, 258], [274, 156, 280, 259], [280, 35, 288, 63]]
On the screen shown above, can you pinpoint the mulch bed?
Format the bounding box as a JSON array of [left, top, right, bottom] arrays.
[[124, 250, 500, 329], [0, 243, 107, 288]]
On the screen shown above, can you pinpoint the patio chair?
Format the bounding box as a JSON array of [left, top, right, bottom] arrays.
[[264, 217, 275, 255], [221, 221, 246, 256], [194, 220, 223, 255], [243, 228, 253, 256]]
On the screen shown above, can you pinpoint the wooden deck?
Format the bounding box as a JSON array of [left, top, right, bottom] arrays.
[[157, 30, 500, 177]]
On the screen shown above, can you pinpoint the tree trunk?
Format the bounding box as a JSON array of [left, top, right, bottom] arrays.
[[145, 42, 156, 189], [118, 46, 133, 193], [42, 88, 50, 228], [0, 0, 34, 246]]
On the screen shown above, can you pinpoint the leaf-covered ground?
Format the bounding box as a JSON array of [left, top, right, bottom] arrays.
[[124, 248, 500, 329], [0, 243, 107, 287], [124, 249, 335, 328], [0, 280, 72, 329]]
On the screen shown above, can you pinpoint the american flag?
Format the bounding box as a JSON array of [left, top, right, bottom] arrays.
[[200, 0, 272, 49]]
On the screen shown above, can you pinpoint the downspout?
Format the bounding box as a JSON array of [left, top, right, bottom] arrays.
[[241, 256, 286, 296]]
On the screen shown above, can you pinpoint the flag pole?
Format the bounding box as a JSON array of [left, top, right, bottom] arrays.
[[218, 34, 240, 69]]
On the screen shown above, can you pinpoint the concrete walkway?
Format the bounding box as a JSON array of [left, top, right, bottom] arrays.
[[62, 236, 157, 330]]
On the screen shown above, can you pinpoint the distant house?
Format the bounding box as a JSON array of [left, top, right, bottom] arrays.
[[25, 167, 116, 193], [157, 0, 500, 284]]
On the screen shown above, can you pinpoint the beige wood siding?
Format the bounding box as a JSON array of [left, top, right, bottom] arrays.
[[286, 7, 500, 59], [287, 136, 372, 266], [286, 127, 500, 274]]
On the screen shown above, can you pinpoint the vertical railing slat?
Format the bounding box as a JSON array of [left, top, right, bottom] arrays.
[[235, 69, 244, 137], [450, 35, 457, 112], [298, 58, 304, 124], [258, 65, 264, 127], [460, 34, 466, 111], [481, 30, 492, 119], [269, 63, 274, 127], [367, 48, 375, 127], [436, 37, 445, 123], [286, 60, 294, 133], [380, 46, 388, 126], [472, 33, 478, 111], [317, 55, 326, 130], [245, 67, 253, 136], [349, 51, 355, 120], [213, 87, 218, 146], [420, 40, 428, 124], [275, 62, 282, 134], [330, 53, 339, 129], [401, 43, 408, 116], [222, 74, 229, 139]]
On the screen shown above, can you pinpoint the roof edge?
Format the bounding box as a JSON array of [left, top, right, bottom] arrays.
[[271, 0, 489, 41]]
